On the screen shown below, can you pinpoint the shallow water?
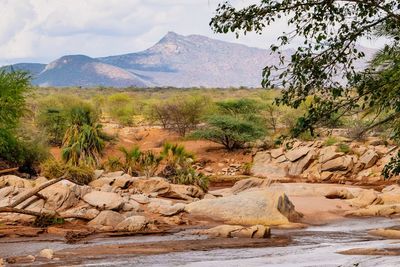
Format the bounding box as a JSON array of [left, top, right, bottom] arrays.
[[2, 217, 400, 267]]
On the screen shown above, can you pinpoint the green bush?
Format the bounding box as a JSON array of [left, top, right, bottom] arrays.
[[106, 93, 135, 126], [40, 159, 94, 185], [171, 168, 209, 192], [62, 105, 107, 167], [324, 136, 338, 146], [337, 143, 351, 154], [193, 115, 266, 150]]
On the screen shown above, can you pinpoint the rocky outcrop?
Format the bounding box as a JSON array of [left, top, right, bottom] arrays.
[[251, 140, 397, 184], [115, 215, 148, 232], [185, 190, 301, 226], [88, 210, 126, 228]]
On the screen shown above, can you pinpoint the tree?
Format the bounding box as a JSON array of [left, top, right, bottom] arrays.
[[210, 1, 400, 136], [194, 115, 265, 150]]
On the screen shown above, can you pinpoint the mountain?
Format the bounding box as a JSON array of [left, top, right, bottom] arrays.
[[2, 63, 46, 77], [2, 32, 376, 88]]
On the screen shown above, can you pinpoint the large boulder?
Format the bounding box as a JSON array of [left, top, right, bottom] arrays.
[[251, 152, 287, 179], [83, 191, 124, 210], [88, 210, 125, 228], [230, 178, 271, 195], [115, 215, 148, 232], [131, 177, 170, 195], [285, 147, 311, 162], [319, 146, 343, 164], [185, 190, 301, 226], [346, 189, 381, 208], [41, 182, 89, 211], [358, 150, 379, 169], [195, 224, 270, 238], [288, 149, 316, 176], [346, 204, 400, 217], [321, 155, 354, 172]]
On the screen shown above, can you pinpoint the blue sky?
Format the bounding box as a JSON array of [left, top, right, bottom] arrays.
[[0, 0, 385, 66]]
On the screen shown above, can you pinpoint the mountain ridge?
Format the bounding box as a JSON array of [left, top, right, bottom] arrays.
[[2, 32, 376, 88]]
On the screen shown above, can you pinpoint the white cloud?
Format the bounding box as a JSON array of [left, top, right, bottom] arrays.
[[0, 0, 382, 66]]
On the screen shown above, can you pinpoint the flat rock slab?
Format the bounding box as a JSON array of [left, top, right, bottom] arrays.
[[83, 191, 124, 210]]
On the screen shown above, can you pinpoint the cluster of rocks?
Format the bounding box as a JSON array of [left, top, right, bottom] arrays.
[[195, 159, 243, 176], [251, 138, 397, 184], [0, 172, 301, 241]]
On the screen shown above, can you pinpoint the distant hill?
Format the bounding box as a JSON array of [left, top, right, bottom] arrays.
[[2, 32, 376, 88]]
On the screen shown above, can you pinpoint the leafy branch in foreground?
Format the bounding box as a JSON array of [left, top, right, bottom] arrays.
[[210, 1, 400, 135]]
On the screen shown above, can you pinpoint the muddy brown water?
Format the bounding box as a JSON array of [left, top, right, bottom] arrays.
[[2, 217, 400, 266]]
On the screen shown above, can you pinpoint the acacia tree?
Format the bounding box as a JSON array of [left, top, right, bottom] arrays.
[[211, 1, 400, 175]]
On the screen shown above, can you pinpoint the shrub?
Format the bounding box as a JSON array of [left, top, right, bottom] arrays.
[[119, 146, 142, 176], [62, 105, 107, 167], [324, 136, 338, 146], [137, 150, 163, 178], [337, 143, 351, 154], [160, 143, 194, 177], [40, 159, 94, 185], [148, 96, 209, 136], [193, 115, 266, 150], [171, 168, 209, 192], [106, 93, 135, 126], [104, 157, 123, 172]]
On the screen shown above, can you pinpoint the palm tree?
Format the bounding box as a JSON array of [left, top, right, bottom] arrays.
[[160, 143, 194, 178], [119, 146, 141, 176]]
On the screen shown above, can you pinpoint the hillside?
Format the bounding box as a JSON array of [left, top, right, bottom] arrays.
[[2, 32, 376, 88]]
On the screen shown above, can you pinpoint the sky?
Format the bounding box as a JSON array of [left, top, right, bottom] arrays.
[[0, 0, 386, 66]]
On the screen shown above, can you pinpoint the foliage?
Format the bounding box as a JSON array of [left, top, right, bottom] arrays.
[[32, 214, 65, 227], [40, 159, 94, 185], [137, 150, 163, 178], [194, 114, 266, 150], [382, 151, 400, 179], [105, 156, 124, 172], [148, 95, 209, 136], [106, 93, 135, 126], [324, 136, 338, 146], [210, 1, 400, 138], [171, 167, 209, 192], [118, 146, 142, 176], [160, 142, 194, 177], [337, 143, 351, 154], [61, 105, 106, 167]]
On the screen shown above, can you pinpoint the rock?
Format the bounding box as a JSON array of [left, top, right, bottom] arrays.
[[204, 167, 213, 172], [197, 224, 270, 238], [230, 178, 271, 194], [285, 147, 311, 162], [0, 175, 33, 188], [368, 228, 400, 239], [161, 184, 204, 200], [102, 171, 124, 178], [321, 156, 353, 172], [41, 183, 84, 211], [100, 184, 113, 192], [122, 200, 140, 212], [83, 191, 124, 210], [89, 177, 115, 188], [88, 210, 125, 228], [346, 204, 400, 217], [198, 225, 243, 237], [379, 192, 400, 205], [325, 188, 354, 199], [288, 149, 316, 176], [147, 198, 173, 213], [270, 148, 285, 159], [131, 194, 150, 204], [158, 203, 186, 216], [231, 225, 271, 238], [367, 138, 385, 146], [347, 189, 381, 208], [115, 216, 148, 232], [319, 146, 343, 164], [185, 190, 301, 226], [39, 249, 54, 259], [33, 177, 49, 186], [320, 171, 334, 181], [359, 150, 379, 169], [131, 177, 170, 195], [94, 169, 105, 179], [251, 152, 287, 179], [113, 175, 136, 189], [203, 193, 217, 199]]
